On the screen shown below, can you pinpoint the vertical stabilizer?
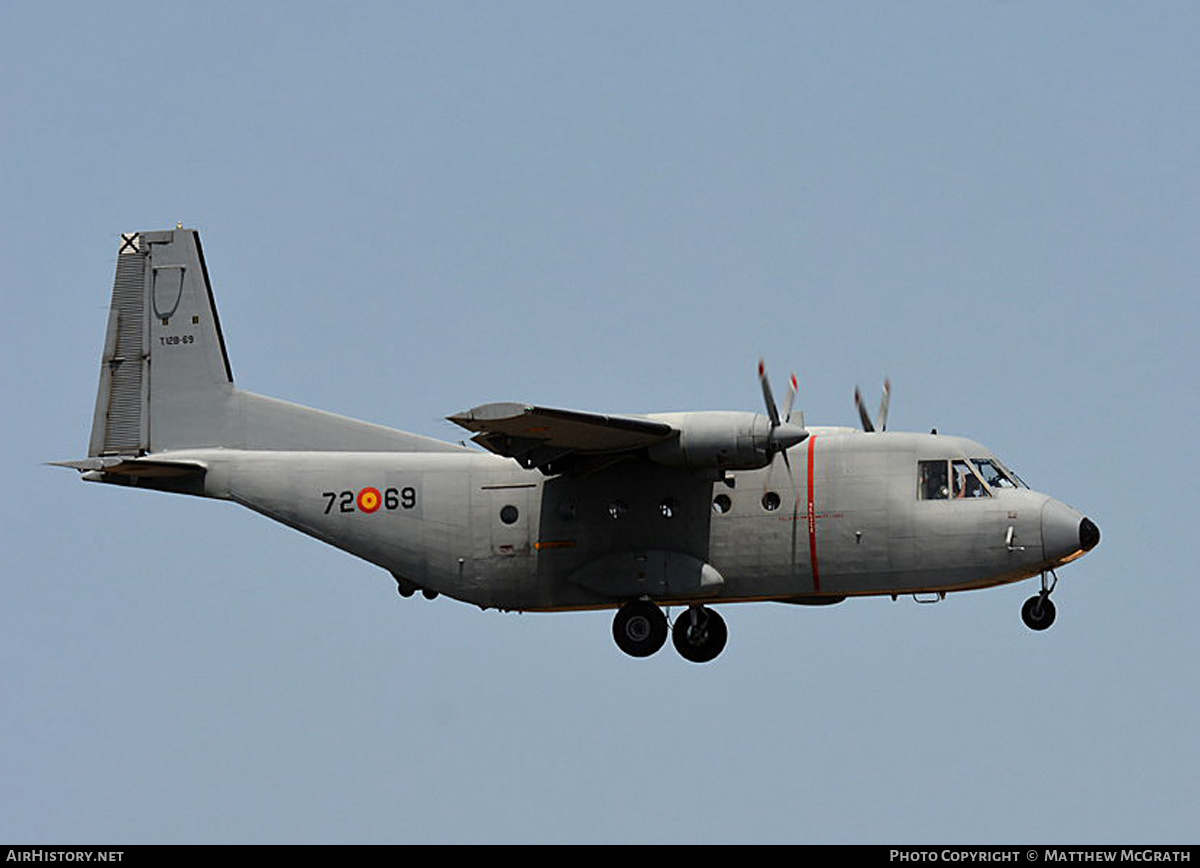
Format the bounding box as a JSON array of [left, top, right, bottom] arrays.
[[86, 228, 466, 456], [89, 229, 233, 456]]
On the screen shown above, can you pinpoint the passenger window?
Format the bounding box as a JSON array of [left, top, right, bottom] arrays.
[[952, 460, 989, 498], [918, 460, 949, 500]]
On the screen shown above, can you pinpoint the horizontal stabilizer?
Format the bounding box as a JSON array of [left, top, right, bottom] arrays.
[[49, 456, 206, 479]]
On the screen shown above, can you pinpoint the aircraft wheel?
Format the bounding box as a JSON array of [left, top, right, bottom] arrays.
[[672, 605, 728, 663], [612, 600, 668, 658], [1021, 595, 1056, 631]]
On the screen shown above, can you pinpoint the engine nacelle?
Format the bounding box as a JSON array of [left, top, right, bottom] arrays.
[[645, 411, 806, 470]]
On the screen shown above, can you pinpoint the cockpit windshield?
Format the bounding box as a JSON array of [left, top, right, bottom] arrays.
[[952, 460, 988, 498], [971, 458, 1026, 489], [919, 459, 990, 499], [919, 456, 1027, 500]]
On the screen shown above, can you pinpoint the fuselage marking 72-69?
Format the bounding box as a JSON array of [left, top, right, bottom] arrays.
[[321, 487, 418, 515]]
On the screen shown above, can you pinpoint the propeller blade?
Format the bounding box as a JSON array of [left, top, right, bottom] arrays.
[[782, 373, 798, 421], [760, 360, 808, 461], [854, 385, 875, 432], [877, 378, 892, 432], [758, 359, 781, 428]]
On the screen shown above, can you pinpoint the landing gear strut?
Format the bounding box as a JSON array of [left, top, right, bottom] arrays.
[[672, 605, 727, 663], [1021, 571, 1058, 631], [612, 600, 668, 658]]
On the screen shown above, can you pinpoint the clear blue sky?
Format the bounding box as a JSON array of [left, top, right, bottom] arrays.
[[3, 1, 1197, 844]]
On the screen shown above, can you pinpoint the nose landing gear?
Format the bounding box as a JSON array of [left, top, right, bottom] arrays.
[[1021, 570, 1058, 631]]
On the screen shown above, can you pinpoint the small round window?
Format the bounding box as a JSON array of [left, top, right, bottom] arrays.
[[499, 504, 519, 525], [712, 494, 732, 515], [659, 497, 677, 519], [762, 492, 781, 512], [607, 500, 628, 521]]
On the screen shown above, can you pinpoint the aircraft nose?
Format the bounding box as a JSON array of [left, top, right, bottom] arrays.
[[1041, 499, 1098, 564], [1079, 516, 1100, 552]]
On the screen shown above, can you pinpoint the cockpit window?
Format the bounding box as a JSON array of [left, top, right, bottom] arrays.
[[952, 460, 990, 498], [1001, 460, 1027, 488], [971, 458, 1019, 489], [918, 460, 949, 500], [919, 459, 992, 500]]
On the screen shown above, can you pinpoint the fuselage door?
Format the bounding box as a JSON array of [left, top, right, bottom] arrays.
[[476, 482, 536, 558]]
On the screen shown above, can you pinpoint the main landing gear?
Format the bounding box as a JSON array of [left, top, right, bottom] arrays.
[[672, 604, 728, 663], [1021, 570, 1058, 631], [612, 600, 727, 662], [612, 600, 668, 657]]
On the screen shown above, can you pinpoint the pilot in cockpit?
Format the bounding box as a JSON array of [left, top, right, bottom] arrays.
[[953, 461, 986, 498]]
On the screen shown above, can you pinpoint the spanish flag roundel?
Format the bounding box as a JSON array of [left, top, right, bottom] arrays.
[[357, 487, 382, 513]]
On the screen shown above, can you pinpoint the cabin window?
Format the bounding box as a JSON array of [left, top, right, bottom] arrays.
[[952, 460, 990, 498], [607, 500, 628, 521], [660, 497, 677, 519], [762, 492, 781, 511], [918, 460, 949, 500], [499, 504, 519, 524], [712, 494, 732, 514]]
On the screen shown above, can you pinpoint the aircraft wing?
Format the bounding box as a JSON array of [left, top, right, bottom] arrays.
[[447, 402, 674, 472]]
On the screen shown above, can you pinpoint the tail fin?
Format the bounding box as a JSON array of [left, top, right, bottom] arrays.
[[87, 228, 462, 456], [89, 229, 233, 456]]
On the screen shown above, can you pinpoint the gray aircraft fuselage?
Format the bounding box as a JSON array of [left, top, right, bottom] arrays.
[[60, 228, 1099, 661], [137, 430, 1084, 612]]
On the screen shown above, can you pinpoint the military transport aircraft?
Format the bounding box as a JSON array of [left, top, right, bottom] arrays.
[[56, 228, 1100, 662]]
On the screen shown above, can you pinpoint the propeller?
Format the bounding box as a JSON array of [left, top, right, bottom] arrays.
[[760, 362, 807, 547], [854, 378, 892, 432], [758, 360, 808, 460]]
